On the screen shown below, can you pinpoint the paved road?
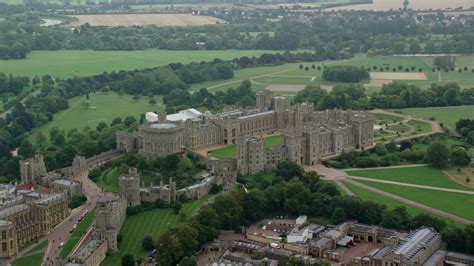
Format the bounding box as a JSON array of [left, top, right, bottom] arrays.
[[43, 170, 116, 265], [344, 178, 474, 225], [344, 164, 428, 171], [349, 175, 474, 195], [304, 164, 354, 196]]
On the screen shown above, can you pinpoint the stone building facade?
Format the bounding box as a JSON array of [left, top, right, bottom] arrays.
[[118, 168, 141, 207], [93, 198, 127, 252], [19, 154, 47, 184], [116, 90, 374, 175], [0, 221, 16, 258]]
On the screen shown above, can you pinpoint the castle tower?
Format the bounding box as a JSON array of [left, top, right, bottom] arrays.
[[71, 155, 87, 176], [302, 125, 320, 166], [118, 168, 141, 207], [236, 136, 265, 176], [282, 130, 303, 165], [169, 177, 177, 202], [255, 90, 274, 111], [273, 96, 290, 130], [19, 154, 47, 184]]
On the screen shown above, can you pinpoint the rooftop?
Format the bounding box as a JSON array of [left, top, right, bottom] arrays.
[[150, 123, 176, 129], [167, 108, 202, 122]]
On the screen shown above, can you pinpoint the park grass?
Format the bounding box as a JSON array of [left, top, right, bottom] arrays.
[[347, 166, 474, 191], [29, 92, 159, 143], [210, 135, 281, 159], [407, 119, 432, 134], [395, 105, 474, 129], [355, 180, 474, 222], [12, 239, 48, 266], [101, 195, 211, 265], [342, 180, 464, 228], [0, 49, 283, 79], [59, 209, 96, 259], [239, 171, 277, 185]]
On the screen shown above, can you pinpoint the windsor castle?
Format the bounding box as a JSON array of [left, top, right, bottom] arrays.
[[117, 89, 374, 175]]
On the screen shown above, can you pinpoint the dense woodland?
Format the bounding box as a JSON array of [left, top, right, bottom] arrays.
[[0, 6, 473, 59]]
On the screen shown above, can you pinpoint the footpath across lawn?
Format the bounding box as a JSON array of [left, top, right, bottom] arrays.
[[347, 166, 474, 191]]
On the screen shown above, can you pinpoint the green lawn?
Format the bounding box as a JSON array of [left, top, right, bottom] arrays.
[[101, 196, 211, 265], [407, 119, 432, 134], [59, 208, 96, 259], [395, 105, 474, 129], [29, 92, 159, 143], [95, 167, 123, 193], [374, 113, 404, 124], [12, 239, 48, 266], [355, 180, 474, 222], [342, 180, 464, 228], [347, 166, 474, 191], [210, 135, 281, 159], [0, 49, 282, 79]]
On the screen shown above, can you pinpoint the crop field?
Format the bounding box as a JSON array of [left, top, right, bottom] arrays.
[[68, 14, 226, 27], [0, 49, 282, 79], [211, 135, 281, 159], [347, 166, 474, 191], [342, 181, 464, 228], [394, 105, 474, 129], [355, 180, 474, 221], [325, 0, 473, 11], [101, 196, 210, 265], [29, 93, 162, 143]]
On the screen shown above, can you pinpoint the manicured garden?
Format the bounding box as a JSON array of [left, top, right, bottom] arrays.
[[355, 180, 474, 221], [347, 166, 474, 191], [59, 209, 96, 259], [101, 195, 211, 266], [210, 135, 281, 159]]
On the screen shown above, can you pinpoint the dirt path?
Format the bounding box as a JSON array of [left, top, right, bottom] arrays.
[[344, 179, 473, 225], [334, 179, 355, 196], [348, 176, 474, 194]]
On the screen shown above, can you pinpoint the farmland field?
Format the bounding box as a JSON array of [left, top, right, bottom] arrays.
[[394, 105, 474, 129], [347, 166, 474, 191], [0, 49, 283, 79], [68, 14, 225, 27], [101, 196, 210, 266], [29, 92, 160, 143], [342, 181, 464, 228], [355, 180, 474, 221], [325, 0, 473, 11]]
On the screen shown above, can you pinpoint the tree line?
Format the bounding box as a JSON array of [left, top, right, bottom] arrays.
[[0, 9, 473, 59]]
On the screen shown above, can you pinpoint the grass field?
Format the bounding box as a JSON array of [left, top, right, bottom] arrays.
[[190, 54, 473, 95], [29, 92, 159, 143], [342, 180, 464, 228], [101, 196, 211, 265], [395, 105, 474, 129], [59, 209, 96, 259], [347, 166, 474, 191], [0, 49, 282, 79], [12, 239, 48, 266], [210, 135, 281, 159], [95, 167, 122, 193], [355, 180, 474, 221]]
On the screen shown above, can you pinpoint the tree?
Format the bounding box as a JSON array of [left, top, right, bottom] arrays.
[[172, 223, 199, 257], [331, 207, 346, 224], [451, 148, 471, 166], [132, 94, 141, 102], [142, 235, 154, 251], [425, 142, 450, 168], [243, 189, 267, 222], [156, 231, 182, 266], [149, 98, 157, 105], [121, 253, 135, 266], [179, 256, 197, 266], [276, 161, 303, 181]]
